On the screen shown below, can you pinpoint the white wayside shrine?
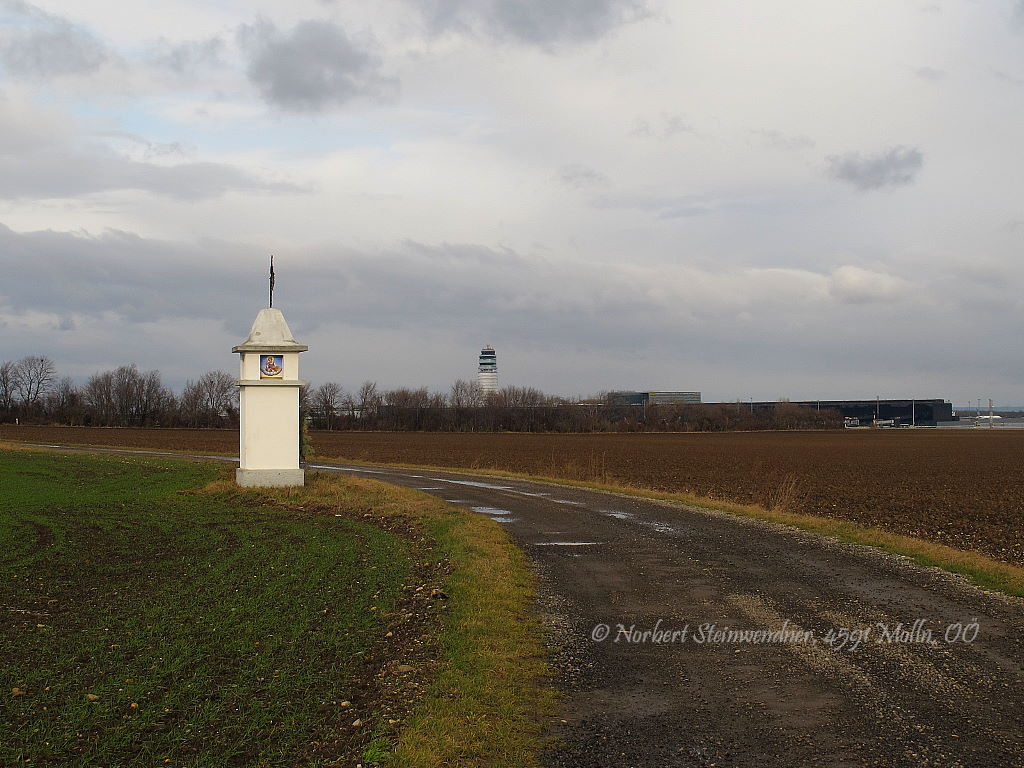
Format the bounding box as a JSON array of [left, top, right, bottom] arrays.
[[233, 308, 308, 487]]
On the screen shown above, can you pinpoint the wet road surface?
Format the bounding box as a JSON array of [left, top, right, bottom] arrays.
[[311, 461, 1024, 768]]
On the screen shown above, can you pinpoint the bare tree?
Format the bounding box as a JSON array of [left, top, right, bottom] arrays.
[[313, 381, 345, 429], [177, 379, 204, 428], [384, 387, 431, 409], [85, 364, 176, 426], [83, 370, 116, 425], [340, 388, 358, 420], [140, 369, 176, 426], [449, 378, 482, 408], [0, 361, 15, 419], [113, 365, 142, 426], [382, 386, 433, 429], [13, 355, 56, 409], [46, 377, 83, 425], [181, 370, 237, 427], [357, 380, 380, 424], [494, 385, 546, 408], [201, 371, 237, 417]]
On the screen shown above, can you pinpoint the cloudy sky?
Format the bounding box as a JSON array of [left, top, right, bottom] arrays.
[[1, 0, 1023, 404]]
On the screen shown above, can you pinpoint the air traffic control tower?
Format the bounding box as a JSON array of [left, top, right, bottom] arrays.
[[478, 346, 498, 395]]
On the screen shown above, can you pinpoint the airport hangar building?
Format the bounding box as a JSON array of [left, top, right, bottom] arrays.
[[736, 399, 955, 426], [609, 393, 955, 426]]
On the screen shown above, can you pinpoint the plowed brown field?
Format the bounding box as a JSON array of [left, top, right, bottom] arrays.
[[3, 425, 1022, 566]]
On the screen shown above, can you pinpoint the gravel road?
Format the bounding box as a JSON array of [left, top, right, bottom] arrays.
[[307, 462, 1024, 768], [21, 445, 1024, 767]]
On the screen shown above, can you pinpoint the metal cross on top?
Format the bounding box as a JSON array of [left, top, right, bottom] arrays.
[[269, 255, 276, 308]]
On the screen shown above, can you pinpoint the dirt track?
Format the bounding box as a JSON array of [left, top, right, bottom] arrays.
[[330, 461, 1023, 767], [11, 442, 1024, 767]]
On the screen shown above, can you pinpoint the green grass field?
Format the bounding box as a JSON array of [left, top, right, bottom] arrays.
[[0, 448, 549, 768], [1, 449, 411, 766]]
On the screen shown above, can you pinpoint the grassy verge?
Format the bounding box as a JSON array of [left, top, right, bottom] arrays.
[[306, 454, 1024, 600], [230, 472, 554, 768], [0, 448, 551, 767]]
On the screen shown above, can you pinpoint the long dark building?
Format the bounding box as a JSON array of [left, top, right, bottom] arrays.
[[609, 391, 702, 405], [726, 399, 955, 426]]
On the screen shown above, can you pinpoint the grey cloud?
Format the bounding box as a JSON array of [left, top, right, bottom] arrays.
[[0, 225, 808, 348], [0, 224, 261, 332], [994, 69, 1024, 87], [913, 66, 945, 81], [826, 146, 924, 191], [0, 1, 114, 78], [417, 0, 650, 46], [0, 141, 302, 200], [155, 36, 225, 76], [141, 141, 191, 160], [662, 114, 690, 137], [2, 224, 1022, 399], [238, 19, 393, 112], [592, 191, 711, 219], [828, 266, 908, 304], [0, 92, 298, 200], [97, 131, 193, 160], [0, 225, 649, 343], [558, 163, 607, 188], [753, 129, 815, 151], [630, 119, 654, 138], [657, 205, 711, 220], [630, 113, 691, 139]]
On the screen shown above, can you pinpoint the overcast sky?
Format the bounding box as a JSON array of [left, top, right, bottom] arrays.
[[1, 0, 1023, 404]]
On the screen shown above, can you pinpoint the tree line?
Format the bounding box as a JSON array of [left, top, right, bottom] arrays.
[[1, 356, 237, 428], [0, 356, 841, 432], [311, 380, 841, 432]]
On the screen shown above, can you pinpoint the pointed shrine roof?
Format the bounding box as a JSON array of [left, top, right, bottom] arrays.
[[232, 308, 309, 353]]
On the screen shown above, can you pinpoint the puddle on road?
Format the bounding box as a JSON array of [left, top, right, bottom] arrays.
[[516, 491, 551, 497], [307, 464, 384, 474], [601, 510, 633, 520], [469, 506, 517, 523], [550, 499, 585, 506], [599, 508, 673, 532], [533, 541, 603, 547], [436, 479, 514, 490], [471, 506, 512, 516], [641, 521, 676, 533]]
